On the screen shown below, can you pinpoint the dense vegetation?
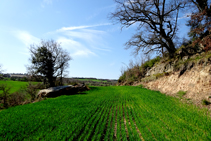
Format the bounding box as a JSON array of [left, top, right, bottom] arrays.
[[118, 48, 211, 85], [0, 86, 211, 140], [0, 80, 44, 109], [118, 56, 162, 85]]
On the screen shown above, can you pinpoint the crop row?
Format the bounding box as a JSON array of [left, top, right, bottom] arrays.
[[0, 86, 211, 140]]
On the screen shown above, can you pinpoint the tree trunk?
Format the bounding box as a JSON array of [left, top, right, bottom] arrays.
[[166, 39, 177, 58]]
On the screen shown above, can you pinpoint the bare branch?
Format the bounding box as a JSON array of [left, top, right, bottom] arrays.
[[110, 0, 185, 58]]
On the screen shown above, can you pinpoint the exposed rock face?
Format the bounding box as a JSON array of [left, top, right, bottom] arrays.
[[135, 64, 211, 106], [145, 61, 174, 76], [37, 84, 89, 98]]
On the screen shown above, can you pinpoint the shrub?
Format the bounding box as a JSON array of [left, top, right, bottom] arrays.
[[202, 99, 210, 105], [142, 56, 161, 69], [8, 91, 28, 107], [118, 72, 126, 83], [25, 82, 39, 101], [68, 81, 79, 86], [177, 90, 187, 98], [137, 84, 144, 88], [154, 73, 165, 79], [0, 83, 11, 108]]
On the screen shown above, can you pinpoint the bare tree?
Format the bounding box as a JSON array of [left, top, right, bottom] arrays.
[[26, 40, 72, 87], [56, 49, 70, 85], [110, 0, 185, 58]]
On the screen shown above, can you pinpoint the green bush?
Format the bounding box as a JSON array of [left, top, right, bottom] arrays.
[[8, 91, 28, 107], [118, 56, 161, 85], [141, 56, 161, 69], [202, 99, 210, 105], [118, 72, 126, 83], [137, 84, 144, 88], [154, 73, 165, 79], [0, 83, 11, 108], [177, 90, 187, 98]]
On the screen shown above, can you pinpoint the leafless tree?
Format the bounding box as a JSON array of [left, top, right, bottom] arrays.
[[110, 0, 186, 58], [56, 49, 70, 85], [26, 40, 72, 87]]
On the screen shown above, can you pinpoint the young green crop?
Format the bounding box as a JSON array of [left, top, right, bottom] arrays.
[[0, 86, 211, 140]]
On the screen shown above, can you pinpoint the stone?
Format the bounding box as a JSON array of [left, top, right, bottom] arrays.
[[164, 63, 174, 73], [145, 63, 166, 76], [182, 56, 189, 62], [187, 61, 194, 70], [200, 71, 209, 77], [37, 84, 89, 98]]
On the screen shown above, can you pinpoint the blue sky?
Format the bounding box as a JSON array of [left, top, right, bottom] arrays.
[[0, 0, 190, 79]]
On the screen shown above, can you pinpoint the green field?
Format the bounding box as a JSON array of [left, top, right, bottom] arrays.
[[77, 78, 107, 82], [0, 86, 211, 140], [0, 81, 30, 94]]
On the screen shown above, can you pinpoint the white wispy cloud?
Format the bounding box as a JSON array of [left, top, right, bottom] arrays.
[[53, 23, 112, 58], [86, 4, 116, 20], [178, 13, 191, 20], [58, 23, 111, 31], [109, 61, 116, 66], [14, 23, 111, 58], [14, 30, 40, 56], [56, 37, 97, 58], [14, 30, 39, 47], [41, 0, 53, 8], [62, 29, 111, 51]]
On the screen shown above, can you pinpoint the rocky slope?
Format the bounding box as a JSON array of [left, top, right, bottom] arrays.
[[134, 52, 211, 108]]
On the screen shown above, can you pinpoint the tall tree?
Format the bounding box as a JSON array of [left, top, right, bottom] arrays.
[[27, 40, 71, 87], [110, 0, 185, 58], [187, 0, 211, 51], [189, 0, 209, 12]]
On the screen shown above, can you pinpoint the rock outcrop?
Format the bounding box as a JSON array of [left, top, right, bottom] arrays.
[[135, 63, 211, 106], [37, 83, 89, 98]]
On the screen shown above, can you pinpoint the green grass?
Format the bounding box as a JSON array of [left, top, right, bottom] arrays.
[[0, 81, 28, 94], [177, 90, 187, 98], [0, 86, 211, 140], [0, 80, 39, 94]]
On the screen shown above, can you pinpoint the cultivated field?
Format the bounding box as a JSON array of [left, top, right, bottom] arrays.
[[0, 80, 29, 93], [0, 86, 211, 140]]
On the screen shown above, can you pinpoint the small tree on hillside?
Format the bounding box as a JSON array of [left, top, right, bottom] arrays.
[[26, 40, 71, 87]]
